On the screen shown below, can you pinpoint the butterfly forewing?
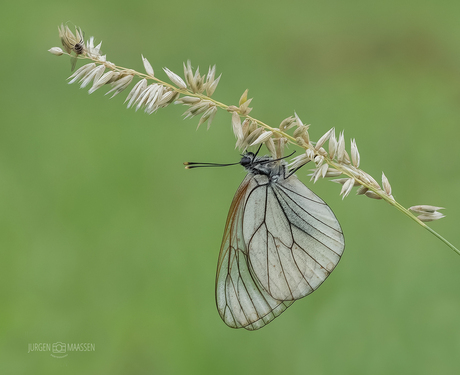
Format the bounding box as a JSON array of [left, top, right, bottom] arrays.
[[216, 164, 345, 330], [216, 175, 294, 330]]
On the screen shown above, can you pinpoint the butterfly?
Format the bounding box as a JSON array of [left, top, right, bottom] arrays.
[[186, 150, 345, 330]]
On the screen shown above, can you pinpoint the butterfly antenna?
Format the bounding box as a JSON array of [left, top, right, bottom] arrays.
[[183, 161, 240, 169], [253, 144, 263, 157]]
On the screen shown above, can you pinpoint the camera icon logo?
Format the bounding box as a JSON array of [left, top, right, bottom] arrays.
[[52, 342, 66, 354]]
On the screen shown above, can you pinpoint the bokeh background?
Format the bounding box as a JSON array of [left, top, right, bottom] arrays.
[[1, 0, 460, 374]]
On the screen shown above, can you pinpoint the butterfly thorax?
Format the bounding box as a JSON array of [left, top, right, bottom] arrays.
[[240, 152, 286, 181]]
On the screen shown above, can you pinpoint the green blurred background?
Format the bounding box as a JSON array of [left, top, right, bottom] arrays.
[[1, 0, 460, 373]]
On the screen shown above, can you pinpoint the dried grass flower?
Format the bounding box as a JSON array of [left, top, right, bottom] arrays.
[[48, 24, 458, 256]]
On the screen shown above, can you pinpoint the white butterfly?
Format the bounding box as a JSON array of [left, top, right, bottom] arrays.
[[187, 151, 345, 330]]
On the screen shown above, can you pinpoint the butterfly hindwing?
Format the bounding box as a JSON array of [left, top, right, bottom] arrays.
[[244, 174, 345, 302]]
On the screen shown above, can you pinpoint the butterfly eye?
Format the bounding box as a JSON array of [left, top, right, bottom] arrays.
[[239, 155, 252, 166]]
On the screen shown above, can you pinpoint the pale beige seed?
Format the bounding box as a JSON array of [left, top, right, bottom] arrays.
[[88, 70, 117, 94], [274, 137, 287, 159], [105, 72, 121, 84], [340, 178, 355, 199], [356, 186, 369, 195], [295, 137, 308, 149], [175, 96, 201, 105], [239, 89, 249, 106], [315, 128, 333, 150], [417, 212, 446, 222], [351, 139, 360, 168], [231, 112, 244, 141], [314, 155, 324, 167], [241, 127, 264, 150], [205, 106, 217, 129], [331, 178, 350, 185], [68, 63, 97, 84], [302, 129, 311, 145], [293, 126, 304, 138], [150, 86, 169, 108], [183, 60, 194, 89], [156, 87, 173, 109], [382, 172, 392, 196], [197, 106, 217, 130], [294, 112, 304, 127], [409, 205, 445, 213], [80, 65, 105, 89], [306, 148, 316, 160], [279, 116, 296, 131], [236, 119, 251, 149], [125, 79, 148, 108], [288, 153, 310, 170], [362, 172, 381, 190], [329, 129, 337, 159], [85, 36, 96, 56], [311, 162, 328, 182], [85, 36, 103, 60], [192, 67, 205, 93], [266, 138, 277, 158], [157, 89, 176, 106], [324, 168, 342, 177], [103, 73, 126, 96], [226, 105, 239, 112], [163, 67, 187, 89], [293, 125, 311, 146], [135, 85, 158, 111], [183, 100, 211, 118], [250, 131, 273, 147], [316, 147, 328, 157], [320, 163, 329, 178], [206, 65, 216, 83], [142, 55, 154, 77], [205, 74, 221, 96], [239, 98, 253, 115], [204, 65, 221, 96], [134, 84, 157, 111], [312, 169, 322, 183], [144, 85, 163, 113], [49, 47, 64, 56], [365, 191, 382, 199], [241, 119, 251, 137], [337, 131, 346, 163], [332, 173, 361, 186]]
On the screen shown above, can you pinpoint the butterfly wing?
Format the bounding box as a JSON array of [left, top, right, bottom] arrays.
[[215, 175, 294, 330], [244, 174, 345, 302]]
